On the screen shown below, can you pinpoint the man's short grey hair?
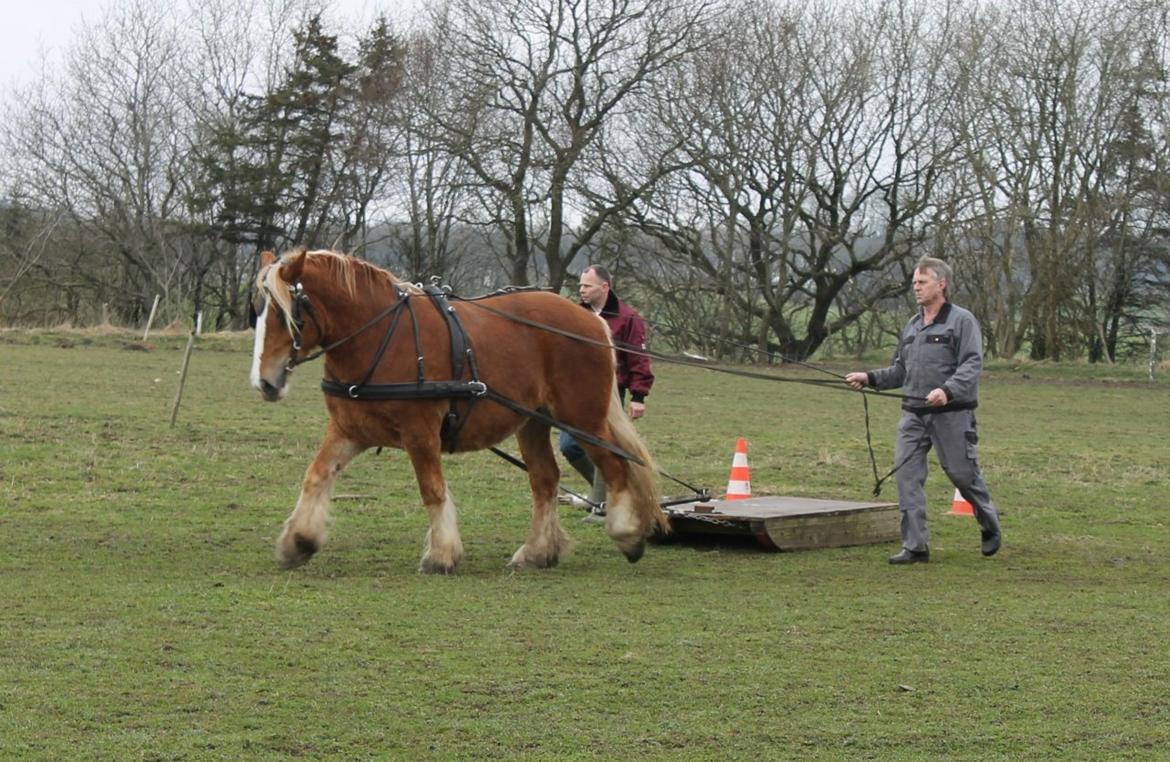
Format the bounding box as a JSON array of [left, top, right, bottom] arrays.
[[582, 264, 611, 285], [915, 256, 952, 291]]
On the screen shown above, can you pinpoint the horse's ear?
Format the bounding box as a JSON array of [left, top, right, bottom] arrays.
[[280, 249, 307, 284], [259, 250, 276, 269]]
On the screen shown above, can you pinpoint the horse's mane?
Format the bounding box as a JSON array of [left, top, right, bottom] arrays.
[[261, 249, 421, 337], [306, 249, 421, 297]]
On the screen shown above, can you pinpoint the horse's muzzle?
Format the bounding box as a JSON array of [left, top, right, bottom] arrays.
[[258, 377, 286, 402]]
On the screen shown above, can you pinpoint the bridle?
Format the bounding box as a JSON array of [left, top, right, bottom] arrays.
[[254, 270, 410, 377], [250, 268, 324, 373], [274, 281, 328, 371]]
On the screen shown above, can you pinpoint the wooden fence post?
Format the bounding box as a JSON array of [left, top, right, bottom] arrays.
[[169, 311, 200, 427], [1150, 328, 1160, 382], [142, 294, 161, 342]]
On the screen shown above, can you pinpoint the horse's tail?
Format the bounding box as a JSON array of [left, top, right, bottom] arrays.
[[606, 387, 669, 536]]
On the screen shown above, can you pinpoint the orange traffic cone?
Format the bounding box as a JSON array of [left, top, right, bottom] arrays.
[[725, 437, 752, 500], [946, 488, 974, 516]]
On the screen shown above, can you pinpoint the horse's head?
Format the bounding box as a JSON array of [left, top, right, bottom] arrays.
[[249, 249, 319, 401]]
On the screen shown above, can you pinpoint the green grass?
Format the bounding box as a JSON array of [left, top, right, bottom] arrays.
[[2, 329, 1169, 759]]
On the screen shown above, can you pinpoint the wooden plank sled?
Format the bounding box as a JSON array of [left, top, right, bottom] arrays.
[[661, 495, 899, 551]]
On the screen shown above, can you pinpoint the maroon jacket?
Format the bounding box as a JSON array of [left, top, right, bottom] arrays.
[[583, 290, 654, 402]]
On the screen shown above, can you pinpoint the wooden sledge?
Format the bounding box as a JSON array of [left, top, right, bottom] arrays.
[[661, 495, 899, 551]]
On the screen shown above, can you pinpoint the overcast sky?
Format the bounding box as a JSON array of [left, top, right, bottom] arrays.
[[1, 0, 420, 88], [1, 0, 93, 87]]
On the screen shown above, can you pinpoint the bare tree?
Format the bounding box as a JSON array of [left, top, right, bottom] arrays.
[[373, 23, 482, 287], [945, 0, 1170, 360], [418, 0, 715, 287], [0, 204, 65, 322], [622, 0, 964, 360], [2, 0, 193, 323], [180, 0, 299, 326]]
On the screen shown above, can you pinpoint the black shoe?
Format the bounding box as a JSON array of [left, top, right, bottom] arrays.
[[981, 529, 1001, 557], [888, 548, 930, 564]]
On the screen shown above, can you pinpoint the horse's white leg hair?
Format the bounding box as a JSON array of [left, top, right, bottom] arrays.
[[420, 488, 464, 574], [591, 451, 646, 562], [510, 420, 572, 569], [591, 386, 661, 563], [604, 487, 640, 538], [276, 426, 363, 569], [407, 443, 463, 574]]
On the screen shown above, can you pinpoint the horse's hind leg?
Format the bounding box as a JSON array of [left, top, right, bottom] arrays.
[[405, 439, 464, 575], [509, 420, 573, 570], [276, 423, 364, 569]]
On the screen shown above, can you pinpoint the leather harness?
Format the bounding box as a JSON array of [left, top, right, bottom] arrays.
[[282, 281, 643, 464]]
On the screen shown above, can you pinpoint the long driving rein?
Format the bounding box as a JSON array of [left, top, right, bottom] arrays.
[[458, 297, 931, 498]]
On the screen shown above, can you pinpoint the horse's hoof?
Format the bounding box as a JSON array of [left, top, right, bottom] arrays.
[[508, 548, 558, 570], [618, 538, 646, 564], [418, 557, 458, 575], [277, 533, 318, 569]]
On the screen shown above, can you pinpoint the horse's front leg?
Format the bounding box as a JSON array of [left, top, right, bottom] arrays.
[[276, 424, 364, 569], [405, 439, 463, 575], [509, 419, 573, 569]]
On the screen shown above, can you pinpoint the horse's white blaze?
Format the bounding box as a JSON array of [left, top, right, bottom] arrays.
[[249, 301, 268, 390]]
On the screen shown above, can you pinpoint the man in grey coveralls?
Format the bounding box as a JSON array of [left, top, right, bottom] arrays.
[[845, 257, 1002, 564]]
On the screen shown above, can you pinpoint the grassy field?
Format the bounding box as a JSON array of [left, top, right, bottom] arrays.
[[2, 328, 1169, 760]]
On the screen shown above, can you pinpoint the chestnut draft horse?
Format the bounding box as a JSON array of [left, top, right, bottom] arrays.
[[250, 249, 667, 573]]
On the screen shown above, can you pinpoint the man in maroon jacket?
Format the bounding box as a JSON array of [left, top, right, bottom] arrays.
[[561, 265, 655, 519]]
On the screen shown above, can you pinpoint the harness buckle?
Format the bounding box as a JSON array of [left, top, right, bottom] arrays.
[[468, 381, 488, 397], [347, 385, 361, 398]]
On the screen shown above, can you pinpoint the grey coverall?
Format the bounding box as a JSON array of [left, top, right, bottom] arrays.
[[867, 302, 1001, 553]]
